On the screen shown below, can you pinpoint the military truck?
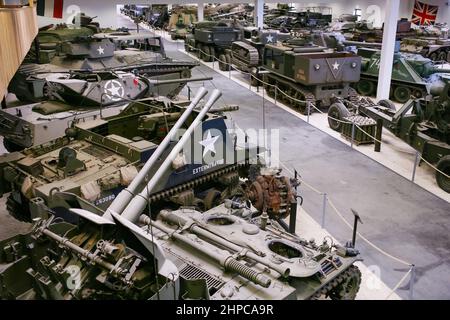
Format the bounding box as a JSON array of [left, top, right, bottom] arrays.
[[355, 48, 450, 103], [328, 76, 450, 193], [0, 88, 362, 300], [0, 71, 212, 151], [260, 38, 361, 113], [184, 20, 243, 62]]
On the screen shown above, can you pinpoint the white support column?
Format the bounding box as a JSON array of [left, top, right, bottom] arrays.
[[254, 0, 264, 29], [197, 2, 204, 22], [376, 0, 400, 101]]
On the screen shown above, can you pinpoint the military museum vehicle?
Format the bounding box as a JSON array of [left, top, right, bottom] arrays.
[[401, 23, 450, 62], [328, 76, 450, 193], [260, 38, 361, 113], [0, 70, 211, 151], [0, 88, 261, 223], [184, 20, 243, 62], [0, 88, 362, 300], [355, 48, 450, 103], [267, 8, 332, 32]]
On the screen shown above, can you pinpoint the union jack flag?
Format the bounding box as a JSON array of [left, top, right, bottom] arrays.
[[411, 0, 438, 25]]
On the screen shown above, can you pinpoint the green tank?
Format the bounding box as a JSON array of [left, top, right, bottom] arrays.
[[355, 48, 450, 103], [261, 38, 361, 113]]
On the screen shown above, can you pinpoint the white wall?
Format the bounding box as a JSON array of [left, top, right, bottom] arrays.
[[35, 0, 450, 29]]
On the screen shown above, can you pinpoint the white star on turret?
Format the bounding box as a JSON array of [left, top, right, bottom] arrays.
[[199, 131, 220, 157], [266, 34, 274, 43], [97, 46, 105, 55], [332, 61, 340, 70]]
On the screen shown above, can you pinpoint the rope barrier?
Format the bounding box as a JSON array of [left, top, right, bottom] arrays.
[[385, 267, 413, 299]]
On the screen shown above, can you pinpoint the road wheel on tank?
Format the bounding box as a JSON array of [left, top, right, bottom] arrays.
[[438, 51, 447, 62], [429, 51, 438, 61], [412, 88, 426, 99], [328, 265, 362, 300], [225, 53, 232, 70], [328, 102, 350, 132], [393, 86, 412, 103], [377, 99, 397, 112], [218, 54, 229, 71], [6, 193, 31, 222], [3, 139, 24, 152], [436, 155, 450, 193], [195, 43, 202, 57], [203, 45, 213, 62], [356, 79, 375, 96]]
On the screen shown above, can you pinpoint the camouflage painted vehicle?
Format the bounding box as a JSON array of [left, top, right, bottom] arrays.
[[0, 89, 362, 300], [260, 37, 361, 113], [328, 75, 450, 192], [184, 20, 243, 62], [355, 48, 450, 103], [401, 23, 450, 62], [0, 70, 211, 151], [0, 89, 258, 223]]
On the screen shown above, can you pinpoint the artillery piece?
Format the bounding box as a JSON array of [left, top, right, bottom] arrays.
[[328, 76, 450, 192], [0, 88, 362, 300]]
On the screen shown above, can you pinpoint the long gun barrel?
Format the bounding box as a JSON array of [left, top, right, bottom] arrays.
[[146, 76, 213, 86], [103, 87, 208, 220], [119, 89, 222, 223]]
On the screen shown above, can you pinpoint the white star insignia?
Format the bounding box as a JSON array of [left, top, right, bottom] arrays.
[[332, 61, 340, 70], [97, 46, 105, 55], [104, 80, 124, 101], [199, 131, 220, 157], [266, 34, 274, 43]]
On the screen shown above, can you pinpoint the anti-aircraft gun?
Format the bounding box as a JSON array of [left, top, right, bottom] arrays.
[[328, 75, 450, 192], [355, 48, 450, 103], [260, 37, 361, 114], [0, 71, 212, 151], [0, 89, 362, 300]]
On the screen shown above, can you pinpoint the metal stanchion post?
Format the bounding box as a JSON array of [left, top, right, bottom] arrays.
[[228, 65, 231, 79], [411, 151, 420, 182], [351, 121, 356, 148], [409, 265, 415, 300], [321, 193, 327, 228], [375, 119, 383, 152], [307, 102, 310, 123], [274, 87, 277, 106]]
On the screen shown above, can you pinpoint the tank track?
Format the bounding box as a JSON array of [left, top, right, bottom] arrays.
[[308, 265, 362, 300], [230, 41, 260, 69], [263, 73, 316, 114], [146, 163, 248, 203]]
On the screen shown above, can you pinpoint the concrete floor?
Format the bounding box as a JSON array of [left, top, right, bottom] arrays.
[[0, 15, 448, 300]]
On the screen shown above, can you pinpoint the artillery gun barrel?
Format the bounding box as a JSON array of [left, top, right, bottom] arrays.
[[144, 216, 272, 288], [210, 105, 239, 113], [104, 87, 208, 220], [342, 40, 382, 48], [147, 76, 213, 86], [143, 212, 290, 277], [120, 89, 222, 223]]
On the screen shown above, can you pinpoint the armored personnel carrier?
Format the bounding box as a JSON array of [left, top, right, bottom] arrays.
[[401, 23, 450, 62], [355, 48, 450, 103], [328, 76, 450, 192], [0, 88, 362, 299], [184, 20, 243, 62], [260, 38, 361, 113], [0, 71, 211, 151]]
